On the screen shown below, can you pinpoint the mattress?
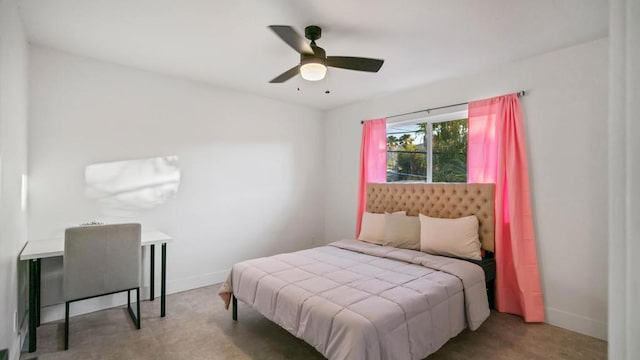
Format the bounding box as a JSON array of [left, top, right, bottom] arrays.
[[219, 239, 490, 360]]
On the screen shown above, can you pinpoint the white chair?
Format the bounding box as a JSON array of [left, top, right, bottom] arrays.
[[63, 223, 142, 350]]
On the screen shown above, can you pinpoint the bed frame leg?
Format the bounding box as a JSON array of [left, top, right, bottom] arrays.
[[232, 295, 238, 321], [487, 279, 496, 309]]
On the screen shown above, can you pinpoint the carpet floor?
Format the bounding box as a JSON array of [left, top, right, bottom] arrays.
[[22, 285, 606, 360]]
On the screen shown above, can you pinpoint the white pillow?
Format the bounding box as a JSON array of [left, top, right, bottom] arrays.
[[384, 213, 420, 250], [419, 214, 482, 260], [358, 211, 406, 245]]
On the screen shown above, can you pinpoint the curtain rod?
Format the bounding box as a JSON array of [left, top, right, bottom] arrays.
[[360, 91, 526, 124]]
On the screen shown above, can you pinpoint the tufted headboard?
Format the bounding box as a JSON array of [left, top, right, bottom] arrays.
[[366, 183, 495, 252]]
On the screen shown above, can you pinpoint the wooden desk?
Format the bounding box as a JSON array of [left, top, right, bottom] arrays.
[[19, 230, 171, 353]]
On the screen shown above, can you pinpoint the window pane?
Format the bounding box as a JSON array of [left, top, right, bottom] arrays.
[[432, 118, 468, 182], [386, 124, 426, 182], [387, 150, 427, 181]]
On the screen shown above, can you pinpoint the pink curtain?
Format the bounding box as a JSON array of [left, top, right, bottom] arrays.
[[468, 94, 544, 322], [356, 118, 387, 237]]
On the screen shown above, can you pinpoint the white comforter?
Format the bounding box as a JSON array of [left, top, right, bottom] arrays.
[[219, 239, 489, 360]]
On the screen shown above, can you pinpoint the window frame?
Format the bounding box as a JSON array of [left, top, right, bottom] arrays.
[[386, 108, 468, 183]]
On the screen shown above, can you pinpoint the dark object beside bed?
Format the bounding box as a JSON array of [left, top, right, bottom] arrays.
[[466, 255, 496, 309]]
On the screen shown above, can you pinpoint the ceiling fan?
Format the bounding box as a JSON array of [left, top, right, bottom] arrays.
[[268, 25, 384, 83]]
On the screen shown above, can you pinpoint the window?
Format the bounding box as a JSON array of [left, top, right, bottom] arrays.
[[386, 110, 468, 183]]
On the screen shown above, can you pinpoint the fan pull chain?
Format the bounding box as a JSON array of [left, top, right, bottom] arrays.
[[325, 69, 331, 94]]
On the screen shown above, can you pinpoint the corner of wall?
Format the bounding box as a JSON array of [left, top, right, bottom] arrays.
[[0, 0, 30, 357]]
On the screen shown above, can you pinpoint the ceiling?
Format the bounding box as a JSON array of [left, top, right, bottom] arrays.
[[18, 0, 608, 110]]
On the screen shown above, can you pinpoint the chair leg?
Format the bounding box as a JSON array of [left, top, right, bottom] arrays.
[[128, 290, 132, 316], [126, 290, 135, 327], [136, 287, 141, 329], [64, 301, 69, 350]]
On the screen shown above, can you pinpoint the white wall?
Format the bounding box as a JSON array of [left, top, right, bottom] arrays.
[[0, 0, 29, 357], [324, 39, 608, 339], [28, 46, 325, 319]]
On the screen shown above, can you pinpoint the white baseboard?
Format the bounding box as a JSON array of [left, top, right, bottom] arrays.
[[39, 268, 231, 323], [545, 306, 607, 340], [7, 321, 26, 360], [15, 319, 27, 360], [31, 271, 609, 348], [1, 317, 27, 360], [165, 269, 229, 294]]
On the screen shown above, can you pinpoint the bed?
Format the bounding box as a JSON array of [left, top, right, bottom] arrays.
[[219, 183, 495, 360]]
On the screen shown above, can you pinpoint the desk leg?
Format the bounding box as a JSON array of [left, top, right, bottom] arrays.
[[36, 259, 41, 327], [28, 259, 37, 352], [161, 243, 166, 317], [150, 244, 155, 301]]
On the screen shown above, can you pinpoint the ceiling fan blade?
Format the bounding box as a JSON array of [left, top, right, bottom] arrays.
[[269, 65, 299, 83], [268, 25, 313, 55], [326, 56, 384, 72]]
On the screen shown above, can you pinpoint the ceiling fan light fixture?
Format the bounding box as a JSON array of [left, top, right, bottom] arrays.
[[300, 59, 327, 81], [267, 25, 384, 84]]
